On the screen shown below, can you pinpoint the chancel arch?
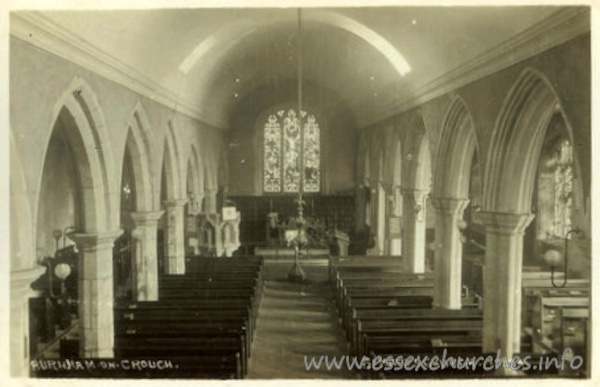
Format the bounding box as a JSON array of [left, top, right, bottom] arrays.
[[431, 96, 480, 310], [480, 68, 588, 360]]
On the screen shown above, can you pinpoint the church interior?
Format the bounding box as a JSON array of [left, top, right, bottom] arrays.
[[8, 4, 592, 380]]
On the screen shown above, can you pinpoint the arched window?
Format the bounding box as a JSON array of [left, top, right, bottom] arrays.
[[263, 108, 321, 193], [537, 137, 573, 240]]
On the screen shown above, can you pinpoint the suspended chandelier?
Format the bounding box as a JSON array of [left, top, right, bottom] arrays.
[[287, 8, 308, 282]]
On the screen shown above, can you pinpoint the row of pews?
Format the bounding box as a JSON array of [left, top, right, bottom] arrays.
[[329, 256, 588, 379], [33, 255, 264, 379], [330, 256, 487, 379]]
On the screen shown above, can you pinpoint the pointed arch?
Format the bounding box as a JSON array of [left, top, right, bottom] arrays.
[[122, 101, 155, 212], [433, 96, 480, 199], [402, 112, 432, 192], [161, 120, 184, 200], [483, 68, 581, 214], [203, 150, 219, 193], [35, 77, 115, 233], [186, 143, 204, 195], [383, 125, 402, 188], [10, 132, 35, 270]]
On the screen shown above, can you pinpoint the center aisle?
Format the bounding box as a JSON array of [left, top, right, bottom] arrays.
[[246, 260, 355, 379]]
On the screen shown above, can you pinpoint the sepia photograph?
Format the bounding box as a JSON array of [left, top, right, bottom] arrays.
[[2, 0, 596, 385]]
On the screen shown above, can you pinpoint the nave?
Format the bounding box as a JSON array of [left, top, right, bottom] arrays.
[[28, 254, 589, 379], [8, 5, 592, 381]]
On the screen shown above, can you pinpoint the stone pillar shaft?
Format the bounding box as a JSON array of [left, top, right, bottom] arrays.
[[164, 199, 187, 274], [70, 230, 122, 358], [401, 189, 429, 273], [10, 267, 46, 376], [356, 185, 367, 233], [131, 210, 164, 301], [375, 186, 386, 256], [431, 197, 469, 309], [204, 190, 217, 214], [479, 212, 534, 358], [386, 188, 402, 256]]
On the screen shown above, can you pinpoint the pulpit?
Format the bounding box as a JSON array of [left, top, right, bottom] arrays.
[[197, 208, 241, 257], [220, 206, 241, 257], [334, 229, 350, 256]]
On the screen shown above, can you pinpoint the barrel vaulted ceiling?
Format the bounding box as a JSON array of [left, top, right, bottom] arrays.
[[11, 6, 589, 129]]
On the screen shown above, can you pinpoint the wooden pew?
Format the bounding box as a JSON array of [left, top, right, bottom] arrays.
[[350, 308, 483, 354], [355, 316, 483, 358], [111, 256, 264, 379]]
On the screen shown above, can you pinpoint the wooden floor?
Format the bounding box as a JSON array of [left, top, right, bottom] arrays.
[[247, 261, 354, 379]]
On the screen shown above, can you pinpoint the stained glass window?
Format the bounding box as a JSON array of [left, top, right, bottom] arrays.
[[553, 139, 573, 237], [263, 109, 321, 193], [263, 114, 281, 192], [537, 138, 573, 239]]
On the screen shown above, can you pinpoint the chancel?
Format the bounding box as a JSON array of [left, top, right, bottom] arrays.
[[8, 3, 593, 381]]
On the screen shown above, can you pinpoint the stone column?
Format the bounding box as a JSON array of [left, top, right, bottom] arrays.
[[374, 186, 386, 256], [204, 189, 218, 214], [185, 193, 203, 255], [387, 187, 403, 256], [401, 189, 429, 273], [130, 210, 164, 302], [479, 212, 534, 360], [355, 185, 367, 233], [70, 230, 122, 358], [10, 266, 46, 376], [431, 198, 469, 309], [164, 199, 187, 274]]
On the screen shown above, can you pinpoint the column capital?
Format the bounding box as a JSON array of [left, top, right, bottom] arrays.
[[130, 210, 164, 224], [381, 182, 395, 193], [478, 212, 535, 236], [401, 189, 429, 201], [11, 266, 47, 298], [192, 192, 205, 200], [69, 229, 123, 251], [164, 198, 188, 208], [431, 197, 470, 215]]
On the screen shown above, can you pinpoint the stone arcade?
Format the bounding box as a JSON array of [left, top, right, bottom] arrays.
[[7, 4, 592, 381]]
